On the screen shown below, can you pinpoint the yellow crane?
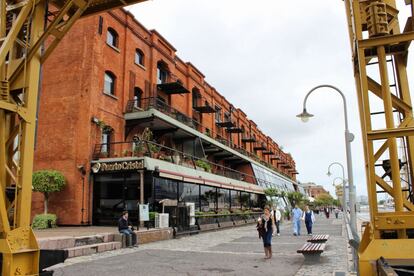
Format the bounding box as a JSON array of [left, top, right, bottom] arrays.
[[344, 0, 414, 274], [0, 0, 147, 274], [0, 0, 414, 275]]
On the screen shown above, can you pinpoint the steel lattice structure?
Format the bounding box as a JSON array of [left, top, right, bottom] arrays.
[[344, 0, 414, 273]]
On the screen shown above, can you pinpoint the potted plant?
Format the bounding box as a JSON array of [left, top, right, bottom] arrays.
[[195, 159, 212, 172], [123, 150, 132, 157], [132, 142, 145, 157]]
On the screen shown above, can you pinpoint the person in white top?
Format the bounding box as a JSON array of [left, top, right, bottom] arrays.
[[271, 207, 282, 236]]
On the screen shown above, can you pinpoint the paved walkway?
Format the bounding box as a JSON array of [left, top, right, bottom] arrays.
[[49, 215, 348, 276]]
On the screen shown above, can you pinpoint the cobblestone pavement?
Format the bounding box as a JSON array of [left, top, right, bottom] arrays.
[[50, 215, 348, 276]]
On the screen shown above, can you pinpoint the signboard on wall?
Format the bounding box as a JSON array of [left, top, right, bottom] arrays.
[[91, 160, 144, 173]]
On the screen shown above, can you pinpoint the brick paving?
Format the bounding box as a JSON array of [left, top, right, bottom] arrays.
[[49, 215, 349, 276]]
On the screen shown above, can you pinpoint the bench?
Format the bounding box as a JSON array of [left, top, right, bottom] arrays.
[[307, 234, 329, 243], [297, 242, 325, 262]]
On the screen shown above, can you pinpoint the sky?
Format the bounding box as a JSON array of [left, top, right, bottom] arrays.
[[126, 0, 414, 197]]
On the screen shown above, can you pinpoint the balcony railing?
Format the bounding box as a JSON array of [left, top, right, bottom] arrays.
[[125, 97, 294, 178], [93, 140, 261, 184]]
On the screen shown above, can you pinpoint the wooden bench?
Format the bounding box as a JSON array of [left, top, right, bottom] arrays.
[[307, 234, 329, 243], [297, 242, 326, 262]]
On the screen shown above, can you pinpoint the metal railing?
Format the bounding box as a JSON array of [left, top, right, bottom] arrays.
[[93, 140, 259, 184], [92, 139, 295, 189], [125, 97, 293, 178]]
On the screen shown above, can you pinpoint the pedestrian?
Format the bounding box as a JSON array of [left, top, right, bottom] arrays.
[[257, 205, 276, 259], [274, 207, 281, 236], [302, 205, 315, 235], [324, 206, 330, 219], [334, 208, 340, 219], [292, 204, 303, 236], [118, 211, 138, 247]]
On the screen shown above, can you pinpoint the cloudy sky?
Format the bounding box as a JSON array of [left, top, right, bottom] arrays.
[[127, 0, 413, 197]]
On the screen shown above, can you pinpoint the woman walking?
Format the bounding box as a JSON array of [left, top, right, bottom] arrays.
[[257, 206, 276, 259], [302, 205, 315, 236]]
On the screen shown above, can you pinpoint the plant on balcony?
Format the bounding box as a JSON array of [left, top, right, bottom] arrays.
[[204, 128, 211, 137], [133, 143, 145, 157], [123, 150, 132, 157], [195, 159, 212, 172]]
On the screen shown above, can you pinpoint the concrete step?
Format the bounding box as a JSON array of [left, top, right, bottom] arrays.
[[38, 233, 115, 250], [66, 241, 122, 258]]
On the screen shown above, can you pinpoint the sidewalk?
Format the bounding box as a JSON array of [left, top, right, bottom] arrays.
[[49, 214, 350, 276]]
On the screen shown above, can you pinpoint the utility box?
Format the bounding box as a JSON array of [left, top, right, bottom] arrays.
[[156, 213, 169, 228], [186, 202, 195, 226]]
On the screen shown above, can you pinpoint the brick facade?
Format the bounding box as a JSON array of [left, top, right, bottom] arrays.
[[33, 9, 297, 225]]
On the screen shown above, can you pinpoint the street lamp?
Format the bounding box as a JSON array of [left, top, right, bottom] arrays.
[[297, 84, 358, 270], [327, 162, 348, 211]]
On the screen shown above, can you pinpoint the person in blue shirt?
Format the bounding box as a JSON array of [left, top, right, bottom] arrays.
[[292, 204, 303, 236]]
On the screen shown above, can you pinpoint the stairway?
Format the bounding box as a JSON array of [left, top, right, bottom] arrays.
[[37, 233, 122, 258]]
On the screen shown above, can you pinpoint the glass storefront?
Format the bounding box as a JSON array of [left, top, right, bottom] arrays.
[[93, 172, 265, 226], [93, 172, 140, 225]]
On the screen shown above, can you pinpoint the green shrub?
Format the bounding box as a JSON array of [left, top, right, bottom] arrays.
[[32, 214, 57, 230], [149, 211, 158, 221], [195, 159, 212, 172]]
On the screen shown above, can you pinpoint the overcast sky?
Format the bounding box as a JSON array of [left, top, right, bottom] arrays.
[[127, 0, 414, 197]]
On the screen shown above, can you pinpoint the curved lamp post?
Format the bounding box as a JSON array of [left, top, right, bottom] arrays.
[[327, 162, 348, 210], [297, 84, 358, 270]]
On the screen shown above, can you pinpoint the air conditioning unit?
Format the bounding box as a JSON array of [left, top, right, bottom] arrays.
[[156, 213, 169, 228], [186, 202, 195, 226]]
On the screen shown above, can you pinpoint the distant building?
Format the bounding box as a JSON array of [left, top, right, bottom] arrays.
[[302, 182, 329, 198], [357, 195, 369, 205]]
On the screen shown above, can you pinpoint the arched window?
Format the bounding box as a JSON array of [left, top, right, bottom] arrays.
[[104, 71, 116, 95], [106, 28, 118, 48], [134, 87, 143, 108], [192, 87, 200, 108], [157, 61, 169, 84], [135, 49, 144, 66]]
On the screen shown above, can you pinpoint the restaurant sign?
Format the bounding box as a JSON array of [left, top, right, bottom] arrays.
[[91, 160, 144, 173]]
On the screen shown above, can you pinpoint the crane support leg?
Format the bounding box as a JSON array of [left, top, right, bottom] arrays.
[[0, 0, 147, 274]]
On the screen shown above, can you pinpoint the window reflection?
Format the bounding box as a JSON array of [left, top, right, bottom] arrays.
[[200, 186, 216, 212]]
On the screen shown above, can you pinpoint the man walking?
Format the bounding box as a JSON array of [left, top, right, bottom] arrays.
[[272, 207, 282, 236], [292, 205, 303, 236]]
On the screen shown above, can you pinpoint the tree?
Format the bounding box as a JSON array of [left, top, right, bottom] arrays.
[[314, 193, 334, 207], [32, 170, 66, 214], [287, 191, 305, 207], [264, 187, 280, 207]]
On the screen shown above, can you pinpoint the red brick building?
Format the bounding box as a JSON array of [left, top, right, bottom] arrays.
[[33, 9, 298, 226]]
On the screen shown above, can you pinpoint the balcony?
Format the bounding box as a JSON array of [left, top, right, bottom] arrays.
[[193, 100, 216, 113], [253, 142, 267, 151], [157, 81, 190, 95], [270, 156, 281, 161], [226, 126, 244, 133], [124, 97, 295, 180], [262, 150, 274, 155], [216, 120, 235, 128], [92, 140, 258, 184], [241, 135, 256, 143]]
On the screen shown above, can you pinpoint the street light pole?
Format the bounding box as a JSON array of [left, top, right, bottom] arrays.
[[297, 84, 358, 271], [328, 162, 347, 212]]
